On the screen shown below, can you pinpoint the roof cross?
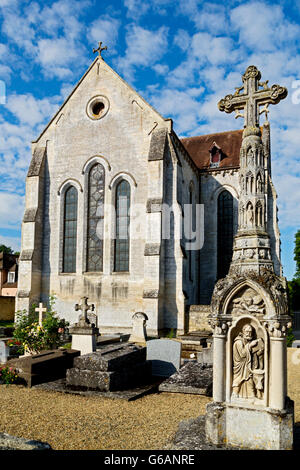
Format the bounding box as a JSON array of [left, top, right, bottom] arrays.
[[218, 65, 287, 129], [93, 41, 107, 59]]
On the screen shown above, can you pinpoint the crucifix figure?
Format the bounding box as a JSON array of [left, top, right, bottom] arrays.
[[75, 297, 95, 325], [35, 302, 47, 326], [93, 41, 107, 59], [218, 65, 287, 129]]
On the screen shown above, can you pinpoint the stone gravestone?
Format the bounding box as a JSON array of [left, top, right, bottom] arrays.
[[146, 339, 181, 377], [129, 312, 148, 344], [0, 340, 8, 364], [69, 297, 99, 355]]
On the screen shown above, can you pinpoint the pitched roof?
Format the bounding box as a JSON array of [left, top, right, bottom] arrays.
[[181, 129, 243, 170]]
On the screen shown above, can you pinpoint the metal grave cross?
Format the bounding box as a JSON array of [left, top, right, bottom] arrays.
[[35, 302, 47, 326], [93, 41, 107, 59], [75, 296, 95, 323], [218, 65, 287, 128]]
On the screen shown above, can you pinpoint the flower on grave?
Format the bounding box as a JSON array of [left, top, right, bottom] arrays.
[[13, 296, 69, 354], [0, 365, 20, 384]]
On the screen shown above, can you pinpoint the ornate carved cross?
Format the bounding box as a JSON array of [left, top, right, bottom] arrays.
[[218, 65, 287, 128], [93, 41, 107, 58], [75, 297, 95, 323], [35, 302, 47, 326]]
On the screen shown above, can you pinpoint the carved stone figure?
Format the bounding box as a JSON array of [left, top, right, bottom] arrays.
[[246, 203, 254, 226], [232, 324, 264, 400], [229, 287, 265, 317]]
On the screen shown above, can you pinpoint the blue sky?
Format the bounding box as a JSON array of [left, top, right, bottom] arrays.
[[0, 0, 299, 279]]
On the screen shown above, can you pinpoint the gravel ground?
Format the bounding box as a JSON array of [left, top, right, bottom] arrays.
[[0, 348, 299, 450]]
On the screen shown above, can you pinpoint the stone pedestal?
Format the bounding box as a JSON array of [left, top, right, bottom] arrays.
[[69, 323, 99, 356], [206, 400, 294, 450]]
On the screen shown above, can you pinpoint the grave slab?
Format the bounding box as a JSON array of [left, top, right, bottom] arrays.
[[10, 349, 80, 387], [159, 361, 213, 396], [65, 343, 151, 392]]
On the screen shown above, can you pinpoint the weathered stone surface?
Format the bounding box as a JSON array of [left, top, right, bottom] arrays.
[[23, 208, 38, 223], [205, 399, 295, 450], [164, 416, 235, 451], [0, 433, 51, 450], [73, 344, 146, 372], [144, 243, 161, 256], [148, 128, 168, 161], [66, 361, 151, 391], [27, 147, 46, 177], [159, 362, 212, 395]]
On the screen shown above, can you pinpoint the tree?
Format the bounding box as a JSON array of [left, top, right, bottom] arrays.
[[294, 229, 300, 279], [288, 230, 300, 313], [0, 244, 13, 254]]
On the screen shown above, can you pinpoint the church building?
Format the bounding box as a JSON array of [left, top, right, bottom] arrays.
[[15, 50, 281, 337]]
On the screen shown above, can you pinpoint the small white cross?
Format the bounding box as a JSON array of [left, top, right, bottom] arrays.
[[35, 302, 47, 326]]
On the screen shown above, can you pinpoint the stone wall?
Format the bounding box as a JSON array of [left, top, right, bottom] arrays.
[[0, 297, 15, 321], [199, 169, 239, 304], [188, 305, 212, 332]]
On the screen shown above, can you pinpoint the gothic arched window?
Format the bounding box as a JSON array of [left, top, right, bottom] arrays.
[[63, 186, 78, 273], [217, 190, 234, 279], [87, 163, 105, 272], [114, 180, 130, 272]]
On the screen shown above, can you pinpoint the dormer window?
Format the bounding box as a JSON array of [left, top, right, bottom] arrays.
[[7, 272, 15, 283], [209, 142, 223, 168]]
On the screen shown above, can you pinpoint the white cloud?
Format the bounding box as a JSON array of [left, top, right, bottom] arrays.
[[179, 1, 228, 34], [117, 25, 169, 81], [0, 234, 21, 253], [88, 16, 120, 53], [230, 2, 300, 52], [7, 93, 59, 127], [0, 192, 25, 230]]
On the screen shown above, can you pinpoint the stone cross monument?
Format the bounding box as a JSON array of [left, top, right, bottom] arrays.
[[69, 297, 99, 355], [205, 66, 294, 450], [218, 65, 287, 274]]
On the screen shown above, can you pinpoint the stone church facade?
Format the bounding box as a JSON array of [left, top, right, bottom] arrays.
[[15, 55, 281, 337]]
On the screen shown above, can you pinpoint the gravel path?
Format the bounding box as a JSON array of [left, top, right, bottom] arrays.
[[0, 386, 210, 450], [0, 348, 299, 450]]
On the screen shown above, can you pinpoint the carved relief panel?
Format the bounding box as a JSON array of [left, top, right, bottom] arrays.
[[227, 286, 265, 317], [227, 316, 268, 407]]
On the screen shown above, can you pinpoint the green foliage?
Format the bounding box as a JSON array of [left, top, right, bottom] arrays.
[[0, 320, 14, 328], [13, 295, 69, 354], [0, 244, 13, 254], [165, 328, 176, 338], [286, 328, 295, 347], [0, 365, 19, 384], [294, 229, 300, 280]]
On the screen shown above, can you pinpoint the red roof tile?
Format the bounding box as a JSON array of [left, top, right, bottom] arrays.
[[181, 129, 243, 170]]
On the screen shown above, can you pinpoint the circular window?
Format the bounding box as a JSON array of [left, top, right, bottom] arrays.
[[86, 95, 110, 120]]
